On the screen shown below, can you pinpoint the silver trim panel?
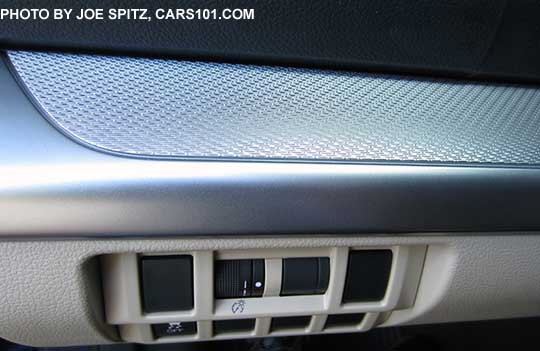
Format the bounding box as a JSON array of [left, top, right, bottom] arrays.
[[8, 50, 540, 166], [1, 56, 540, 237]]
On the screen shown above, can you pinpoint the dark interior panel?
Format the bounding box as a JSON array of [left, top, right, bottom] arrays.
[[1, 0, 540, 83]]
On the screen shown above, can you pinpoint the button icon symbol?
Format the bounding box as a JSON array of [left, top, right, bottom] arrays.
[[166, 322, 184, 334], [231, 300, 246, 314]]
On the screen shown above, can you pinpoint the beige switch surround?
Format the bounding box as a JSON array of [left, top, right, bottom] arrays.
[[102, 245, 426, 344]]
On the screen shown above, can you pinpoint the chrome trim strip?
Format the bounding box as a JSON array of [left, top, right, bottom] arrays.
[[8, 51, 540, 166], [1, 56, 540, 237]]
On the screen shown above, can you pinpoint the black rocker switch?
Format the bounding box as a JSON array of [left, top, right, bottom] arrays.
[[342, 250, 393, 302], [281, 257, 330, 296], [215, 259, 265, 298], [140, 255, 194, 313], [214, 319, 256, 334]]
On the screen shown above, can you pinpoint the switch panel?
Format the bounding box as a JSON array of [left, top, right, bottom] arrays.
[[342, 250, 393, 302], [215, 259, 265, 299], [140, 255, 194, 313], [103, 245, 425, 344], [281, 257, 330, 296]]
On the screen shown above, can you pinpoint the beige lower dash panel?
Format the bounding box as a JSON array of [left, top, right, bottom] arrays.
[[5, 235, 540, 347]]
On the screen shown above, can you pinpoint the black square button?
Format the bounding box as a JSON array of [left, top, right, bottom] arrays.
[[140, 255, 194, 313], [342, 250, 392, 302], [214, 319, 256, 334], [271, 316, 312, 331], [152, 322, 197, 338], [325, 313, 365, 328]]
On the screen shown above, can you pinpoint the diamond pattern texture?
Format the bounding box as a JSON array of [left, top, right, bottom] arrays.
[[8, 51, 540, 165]]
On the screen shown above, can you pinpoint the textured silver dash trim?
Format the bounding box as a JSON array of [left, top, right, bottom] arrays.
[[7, 50, 540, 165]]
